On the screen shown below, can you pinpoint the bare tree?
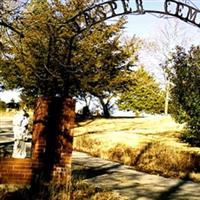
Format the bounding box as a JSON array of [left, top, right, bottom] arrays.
[[140, 18, 195, 114]]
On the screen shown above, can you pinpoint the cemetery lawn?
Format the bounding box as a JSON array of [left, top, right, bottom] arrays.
[[74, 115, 200, 182]]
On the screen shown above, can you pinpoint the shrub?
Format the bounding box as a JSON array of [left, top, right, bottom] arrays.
[[166, 46, 200, 146], [0, 100, 6, 111]]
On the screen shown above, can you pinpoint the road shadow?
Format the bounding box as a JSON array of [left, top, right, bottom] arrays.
[[109, 116, 144, 119], [155, 179, 188, 200], [72, 152, 200, 200], [72, 161, 121, 179]]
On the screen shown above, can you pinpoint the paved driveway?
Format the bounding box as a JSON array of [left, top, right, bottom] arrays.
[[72, 151, 200, 200]]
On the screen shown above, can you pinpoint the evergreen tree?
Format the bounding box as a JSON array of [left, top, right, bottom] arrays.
[[0, 100, 6, 111], [117, 66, 165, 114], [166, 46, 200, 146], [0, 0, 139, 111], [77, 23, 139, 117]]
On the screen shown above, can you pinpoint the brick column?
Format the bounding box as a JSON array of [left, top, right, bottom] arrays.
[[52, 98, 75, 184], [32, 97, 49, 162], [31, 97, 75, 185]]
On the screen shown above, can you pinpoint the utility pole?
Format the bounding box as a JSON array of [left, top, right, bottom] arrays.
[[164, 80, 170, 115]]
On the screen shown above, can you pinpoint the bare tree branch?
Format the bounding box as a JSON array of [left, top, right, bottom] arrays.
[[43, 64, 60, 79], [0, 20, 24, 37]]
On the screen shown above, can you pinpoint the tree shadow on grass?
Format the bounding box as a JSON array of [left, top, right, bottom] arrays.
[[132, 142, 152, 166], [74, 130, 106, 138], [76, 119, 95, 127], [0, 184, 58, 200], [0, 187, 31, 200]]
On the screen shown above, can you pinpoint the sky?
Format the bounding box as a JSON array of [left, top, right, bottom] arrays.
[[125, 13, 200, 87], [1, 0, 200, 103], [123, 0, 200, 87]]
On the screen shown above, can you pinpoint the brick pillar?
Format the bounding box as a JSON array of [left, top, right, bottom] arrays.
[[32, 97, 49, 162], [52, 98, 75, 184], [31, 97, 75, 185]]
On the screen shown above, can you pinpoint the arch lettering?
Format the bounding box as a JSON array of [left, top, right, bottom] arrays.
[[165, 0, 200, 26], [67, 0, 200, 34], [69, 0, 144, 33]]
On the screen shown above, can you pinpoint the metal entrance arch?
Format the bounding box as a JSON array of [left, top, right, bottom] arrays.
[[68, 0, 200, 34]]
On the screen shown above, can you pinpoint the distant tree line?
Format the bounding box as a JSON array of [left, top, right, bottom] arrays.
[[0, 99, 20, 111]]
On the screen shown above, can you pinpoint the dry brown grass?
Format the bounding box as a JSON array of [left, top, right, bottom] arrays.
[[1, 112, 200, 182], [0, 111, 16, 120], [74, 115, 200, 182], [0, 110, 34, 120], [0, 178, 123, 200]]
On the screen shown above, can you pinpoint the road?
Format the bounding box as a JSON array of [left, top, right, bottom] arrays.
[[0, 117, 31, 157], [72, 151, 200, 200]]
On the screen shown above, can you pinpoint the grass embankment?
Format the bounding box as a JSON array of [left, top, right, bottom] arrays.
[[74, 115, 200, 182]]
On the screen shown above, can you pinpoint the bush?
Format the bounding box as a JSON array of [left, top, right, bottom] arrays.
[[0, 100, 6, 111], [167, 46, 200, 146]]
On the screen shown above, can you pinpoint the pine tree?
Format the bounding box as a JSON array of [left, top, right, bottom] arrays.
[[117, 66, 165, 114], [167, 46, 200, 146]]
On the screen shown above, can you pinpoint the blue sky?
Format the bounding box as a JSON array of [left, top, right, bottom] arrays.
[[124, 13, 200, 87], [1, 0, 200, 102], [125, 14, 200, 39], [125, 0, 200, 38], [117, 0, 200, 87]]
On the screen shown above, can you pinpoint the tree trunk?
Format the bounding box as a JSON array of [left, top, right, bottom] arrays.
[[99, 97, 110, 118], [164, 81, 170, 115], [31, 97, 75, 193]]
